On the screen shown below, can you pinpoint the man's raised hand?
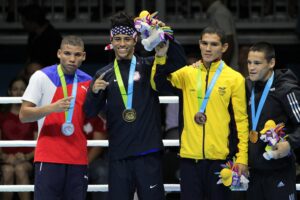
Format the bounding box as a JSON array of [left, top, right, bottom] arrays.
[[92, 72, 109, 94], [52, 96, 73, 112]]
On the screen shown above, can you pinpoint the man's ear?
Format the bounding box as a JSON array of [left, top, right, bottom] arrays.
[[57, 49, 61, 59], [82, 52, 86, 61], [134, 36, 138, 44], [269, 58, 276, 69], [221, 43, 229, 53]]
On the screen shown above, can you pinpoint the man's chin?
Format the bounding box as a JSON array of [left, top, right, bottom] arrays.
[[65, 69, 76, 75], [118, 54, 130, 59], [249, 76, 257, 82]]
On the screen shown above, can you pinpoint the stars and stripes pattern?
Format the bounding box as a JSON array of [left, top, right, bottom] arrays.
[[111, 26, 137, 38], [287, 92, 300, 123], [105, 26, 137, 51]]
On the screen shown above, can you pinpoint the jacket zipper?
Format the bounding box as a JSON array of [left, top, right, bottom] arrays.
[[202, 67, 210, 159]]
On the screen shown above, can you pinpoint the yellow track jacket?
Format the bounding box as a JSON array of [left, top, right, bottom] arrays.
[[168, 60, 248, 165]]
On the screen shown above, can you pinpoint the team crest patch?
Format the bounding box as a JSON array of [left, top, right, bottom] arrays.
[[134, 71, 141, 81], [218, 87, 226, 96]]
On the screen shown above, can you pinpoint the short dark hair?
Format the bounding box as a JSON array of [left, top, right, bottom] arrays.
[[200, 26, 227, 44], [60, 35, 85, 50], [110, 11, 135, 30], [249, 42, 275, 62], [19, 4, 48, 26]]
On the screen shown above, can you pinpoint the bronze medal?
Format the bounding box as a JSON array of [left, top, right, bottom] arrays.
[[122, 109, 136, 122], [249, 130, 258, 143], [194, 112, 207, 125]]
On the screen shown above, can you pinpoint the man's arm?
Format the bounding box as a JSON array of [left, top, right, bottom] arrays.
[[153, 40, 187, 93], [231, 74, 249, 165], [265, 82, 300, 159], [161, 39, 187, 74], [84, 71, 108, 118], [230, 74, 249, 176], [19, 97, 73, 123], [277, 86, 300, 152]]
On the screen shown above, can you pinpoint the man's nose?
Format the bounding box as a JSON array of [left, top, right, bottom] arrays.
[[119, 39, 125, 46], [69, 54, 76, 61], [205, 44, 212, 50], [248, 63, 255, 70]]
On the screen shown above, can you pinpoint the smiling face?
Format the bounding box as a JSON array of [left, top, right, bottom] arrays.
[[57, 44, 86, 75], [199, 33, 228, 67], [247, 51, 275, 82], [111, 34, 136, 60]]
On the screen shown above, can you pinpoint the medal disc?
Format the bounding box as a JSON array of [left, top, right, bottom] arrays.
[[194, 112, 207, 125], [62, 122, 75, 136], [122, 109, 136, 122], [249, 130, 258, 143]]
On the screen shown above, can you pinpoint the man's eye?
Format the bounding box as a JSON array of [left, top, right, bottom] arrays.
[[75, 53, 83, 57]]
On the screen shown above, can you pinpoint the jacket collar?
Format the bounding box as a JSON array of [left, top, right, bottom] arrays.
[[200, 59, 223, 72]]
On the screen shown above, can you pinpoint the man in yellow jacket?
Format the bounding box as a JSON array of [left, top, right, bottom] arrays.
[[154, 26, 249, 200]]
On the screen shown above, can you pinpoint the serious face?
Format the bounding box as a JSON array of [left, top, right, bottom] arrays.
[[247, 51, 275, 82], [9, 80, 26, 97], [199, 33, 228, 67], [111, 34, 136, 60], [57, 44, 86, 75]]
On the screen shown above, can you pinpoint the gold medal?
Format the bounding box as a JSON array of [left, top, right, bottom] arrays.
[[122, 109, 136, 122], [194, 112, 207, 125], [249, 130, 258, 143]]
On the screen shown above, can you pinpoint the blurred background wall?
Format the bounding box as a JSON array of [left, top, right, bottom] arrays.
[[0, 0, 299, 95]]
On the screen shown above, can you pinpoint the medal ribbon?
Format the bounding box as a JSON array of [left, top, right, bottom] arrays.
[[197, 67, 203, 109], [114, 55, 137, 109], [251, 72, 274, 130], [198, 61, 224, 113], [57, 65, 78, 123]]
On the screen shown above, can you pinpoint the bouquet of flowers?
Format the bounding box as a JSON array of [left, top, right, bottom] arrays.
[[216, 159, 249, 191], [259, 120, 286, 160], [134, 10, 173, 51]]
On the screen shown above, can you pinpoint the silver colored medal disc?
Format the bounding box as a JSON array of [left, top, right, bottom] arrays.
[[62, 122, 75, 136]]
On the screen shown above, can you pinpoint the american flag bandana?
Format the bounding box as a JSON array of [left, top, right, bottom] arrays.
[[105, 26, 137, 51], [110, 26, 137, 39]]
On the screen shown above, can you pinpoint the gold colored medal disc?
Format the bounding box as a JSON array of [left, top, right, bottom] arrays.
[[122, 109, 136, 122], [249, 130, 258, 143]]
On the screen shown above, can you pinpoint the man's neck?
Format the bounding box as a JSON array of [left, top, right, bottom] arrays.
[[203, 61, 211, 69], [115, 54, 133, 61], [262, 70, 274, 82]]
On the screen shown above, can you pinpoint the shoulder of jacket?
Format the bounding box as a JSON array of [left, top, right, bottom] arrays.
[[223, 65, 244, 79]]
